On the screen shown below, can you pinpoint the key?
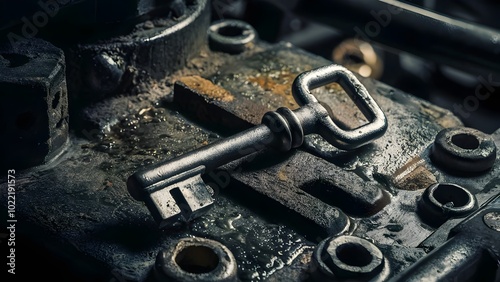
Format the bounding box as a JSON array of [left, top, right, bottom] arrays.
[[127, 65, 388, 229]]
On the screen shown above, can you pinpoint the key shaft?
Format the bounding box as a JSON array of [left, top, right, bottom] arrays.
[[128, 106, 318, 200], [127, 64, 388, 228]]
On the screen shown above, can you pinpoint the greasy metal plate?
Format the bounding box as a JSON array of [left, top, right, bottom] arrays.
[[1, 43, 499, 281]]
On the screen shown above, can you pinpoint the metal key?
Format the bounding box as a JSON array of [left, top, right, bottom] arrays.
[[127, 65, 387, 228]]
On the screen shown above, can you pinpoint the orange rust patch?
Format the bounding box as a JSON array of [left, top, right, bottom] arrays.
[[178, 76, 234, 102], [277, 170, 288, 181], [248, 71, 299, 108], [392, 157, 437, 191]]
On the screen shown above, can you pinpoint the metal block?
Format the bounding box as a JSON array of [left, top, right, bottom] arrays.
[[1, 25, 498, 281], [0, 38, 68, 169]]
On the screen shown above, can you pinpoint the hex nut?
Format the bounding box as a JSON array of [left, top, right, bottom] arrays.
[[311, 235, 384, 281], [155, 237, 237, 282], [208, 19, 257, 54], [431, 127, 496, 174], [418, 183, 477, 227], [0, 39, 69, 170]]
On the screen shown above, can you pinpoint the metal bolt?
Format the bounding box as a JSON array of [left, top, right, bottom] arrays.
[[418, 183, 477, 227], [311, 235, 384, 281], [431, 127, 496, 174], [208, 19, 257, 54], [332, 39, 383, 79]]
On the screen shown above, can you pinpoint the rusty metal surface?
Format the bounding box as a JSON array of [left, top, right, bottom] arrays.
[[172, 44, 497, 250], [1, 34, 499, 281], [128, 64, 389, 230]]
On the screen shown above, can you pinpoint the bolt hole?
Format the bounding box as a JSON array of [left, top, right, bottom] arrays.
[[336, 243, 373, 267], [175, 246, 219, 274], [432, 184, 470, 208], [217, 25, 245, 37], [16, 112, 36, 130], [1, 53, 30, 68], [52, 91, 61, 109], [451, 133, 479, 150]]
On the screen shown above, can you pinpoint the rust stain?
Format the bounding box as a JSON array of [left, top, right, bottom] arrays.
[[248, 70, 299, 109], [247, 69, 345, 111], [419, 103, 462, 128], [392, 156, 437, 191], [436, 115, 462, 129], [178, 76, 234, 102], [277, 170, 288, 182]]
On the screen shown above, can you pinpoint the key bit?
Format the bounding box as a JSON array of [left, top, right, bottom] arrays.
[[127, 65, 388, 229]]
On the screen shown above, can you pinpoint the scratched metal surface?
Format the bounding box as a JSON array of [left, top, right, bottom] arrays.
[[1, 42, 499, 281]]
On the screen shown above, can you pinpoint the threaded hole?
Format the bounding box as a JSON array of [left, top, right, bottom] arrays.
[[218, 25, 245, 37], [336, 243, 373, 267], [175, 246, 219, 274], [432, 184, 470, 208], [451, 133, 479, 150]]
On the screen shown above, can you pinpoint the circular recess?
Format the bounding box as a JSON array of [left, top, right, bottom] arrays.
[[311, 235, 385, 280], [451, 133, 479, 150], [418, 183, 477, 226], [335, 242, 373, 267], [432, 183, 471, 208], [325, 236, 384, 278], [175, 245, 220, 274], [156, 237, 237, 282]]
